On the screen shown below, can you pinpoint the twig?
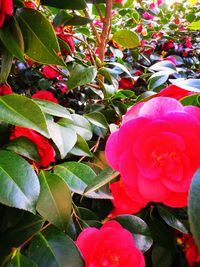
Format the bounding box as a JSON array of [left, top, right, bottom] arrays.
[[94, 1, 104, 22]]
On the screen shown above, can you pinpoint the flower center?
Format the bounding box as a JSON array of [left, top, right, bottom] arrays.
[[151, 149, 177, 170], [100, 254, 120, 267]]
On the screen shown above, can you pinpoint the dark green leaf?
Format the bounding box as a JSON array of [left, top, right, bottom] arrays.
[[6, 250, 37, 267], [29, 226, 84, 267], [149, 61, 177, 71], [6, 136, 40, 162], [188, 168, 200, 251], [0, 48, 13, 83], [152, 245, 175, 267], [70, 134, 93, 157], [41, 0, 87, 10], [84, 112, 108, 129], [0, 94, 49, 138], [16, 8, 65, 66], [37, 171, 72, 231], [113, 215, 153, 252], [171, 79, 200, 92], [0, 150, 40, 212], [67, 65, 97, 90], [180, 94, 200, 107], [0, 16, 24, 61]]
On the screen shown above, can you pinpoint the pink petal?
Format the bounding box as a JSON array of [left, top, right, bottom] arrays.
[[105, 131, 120, 170]]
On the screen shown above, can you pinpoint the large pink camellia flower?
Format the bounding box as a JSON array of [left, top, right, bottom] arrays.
[[76, 220, 145, 267], [106, 97, 200, 214], [0, 0, 13, 28]]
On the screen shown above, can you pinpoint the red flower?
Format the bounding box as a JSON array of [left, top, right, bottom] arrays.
[[24, 1, 37, 9], [162, 40, 174, 50], [118, 78, 134, 89], [57, 33, 75, 55], [42, 66, 61, 79], [158, 84, 194, 100], [76, 221, 145, 267], [106, 97, 200, 214], [182, 234, 200, 267], [136, 24, 143, 33], [142, 12, 155, 20], [10, 127, 55, 167], [185, 36, 193, 48], [0, 0, 13, 28], [0, 84, 12, 95], [32, 90, 58, 104]]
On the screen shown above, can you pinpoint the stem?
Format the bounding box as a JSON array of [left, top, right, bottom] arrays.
[[98, 0, 113, 64], [94, 1, 104, 22], [83, 8, 101, 45]]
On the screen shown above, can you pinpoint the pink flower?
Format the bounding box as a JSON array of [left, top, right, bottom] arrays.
[[32, 90, 58, 103], [0, 0, 13, 28], [185, 36, 192, 48], [149, 3, 156, 9], [163, 56, 177, 65], [10, 127, 55, 167], [106, 97, 200, 214], [93, 20, 103, 29], [76, 221, 145, 267], [0, 84, 12, 95], [42, 66, 61, 79], [157, 0, 164, 5], [142, 12, 155, 20]]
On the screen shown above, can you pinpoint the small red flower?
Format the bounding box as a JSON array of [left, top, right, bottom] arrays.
[[10, 127, 55, 167], [158, 84, 193, 100], [118, 78, 134, 89], [0, 0, 13, 28], [57, 33, 75, 55], [185, 36, 192, 48], [32, 90, 58, 104], [42, 66, 61, 79], [142, 12, 155, 20], [182, 234, 200, 267], [0, 84, 12, 95], [136, 24, 143, 33], [24, 1, 37, 9]]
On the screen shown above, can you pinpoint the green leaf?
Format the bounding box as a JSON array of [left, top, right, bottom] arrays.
[[0, 48, 13, 83], [0, 150, 40, 212], [188, 168, 200, 251], [0, 16, 24, 61], [59, 114, 93, 141], [64, 15, 92, 26], [188, 0, 198, 5], [157, 206, 188, 233], [29, 226, 84, 267], [106, 62, 133, 78], [149, 61, 177, 71], [180, 94, 200, 107], [6, 250, 37, 267], [53, 11, 92, 27], [37, 171, 72, 231], [113, 215, 153, 252], [0, 94, 49, 138], [112, 30, 140, 48], [33, 99, 72, 119], [148, 73, 170, 90], [40, 0, 87, 10], [47, 120, 77, 159], [188, 20, 200, 30], [6, 136, 40, 162], [54, 161, 96, 195], [70, 134, 93, 157], [84, 112, 108, 129], [0, 212, 43, 254], [67, 65, 97, 90], [16, 8, 65, 66], [84, 167, 119, 195], [152, 245, 175, 267]]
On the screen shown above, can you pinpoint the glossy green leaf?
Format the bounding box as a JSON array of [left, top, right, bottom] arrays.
[[47, 120, 77, 159], [37, 171, 72, 231], [59, 114, 92, 141], [106, 62, 133, 78], [84, 112, 108, 129], [67, 65, 97, 90], [148, 73, 170, 90], [149, 61, 177, 71], [112, 30, 140, 48], [70, 134, 93, 157], [0, 94, 49, 138], [16, 8, 65, 66], [0, 16, 24, 61], [0, 213, 43, 255], [33, 99, 71, 119], [188, 20, 200, 30], [0, 150, 40, 212], [84, 167, 119, 195], [171, 79, 200, 92], [157, 206, 188, 233], [41, 0, 86, 10], [6, 136, 40, 162], [180, 94, 200, 107], [0, 48, 13, 83], [29, 226, 84, 267], [113, 215, 153, 252], [6, 250, 37, 267], [188, 168, 200, 251]]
